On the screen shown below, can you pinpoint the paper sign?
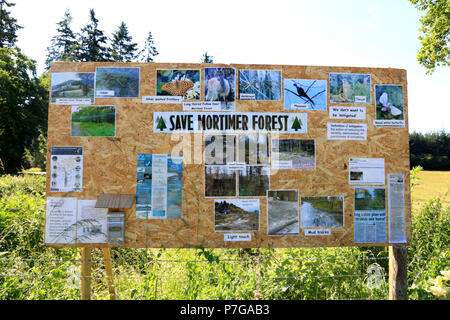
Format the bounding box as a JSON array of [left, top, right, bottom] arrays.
[[329, 106, 366, 120], [183, 101, 221, 111], [388, 174, 407, 243], [305, 229, 331, 236], [154, 112, 307, 134], [327, 123, 367, 140], [142, 96, 182, 104], [224, 233, 252, 241], [349, 158, 385, 185], [45, 197, 77, 244]]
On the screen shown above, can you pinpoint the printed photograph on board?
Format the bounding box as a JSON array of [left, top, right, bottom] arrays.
[[50, 72, 95, 104], [95, 67, 140, 98], [329, 73, 371, 104], [204, 67, 236, 110], [238, 135, 270, 165], [271, 139, 315, 170], [267, 190, 299, 235], [284, 79, 327, 110], [204, 135, 237, 165], [205, 165, 236, 197], [214, 199, 259, 232], [71, 105, 116, 137], [156, 69, 201, 100], [374, 84, 404, 120], [238, 69, 282, 100], [238, 165, 270, 197], [300, 196, 344, 228]]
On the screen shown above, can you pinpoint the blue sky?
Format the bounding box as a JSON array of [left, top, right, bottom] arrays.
[[11, 0, 449, 133]]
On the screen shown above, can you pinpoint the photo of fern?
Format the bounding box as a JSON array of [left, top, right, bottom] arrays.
[[50, 72, 95, 103], [71, 105, 116, 137], [238, 69, 281, 100], [329, 72, 371, 104], [95, 67, 140, 98]]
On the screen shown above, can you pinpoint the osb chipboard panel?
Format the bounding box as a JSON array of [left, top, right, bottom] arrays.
[[46, 62, 411, 248]]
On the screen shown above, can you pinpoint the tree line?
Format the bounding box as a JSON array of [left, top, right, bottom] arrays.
[[410, 130, 450, 170]]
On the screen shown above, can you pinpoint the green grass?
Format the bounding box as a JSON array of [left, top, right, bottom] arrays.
[[75, 122, 115, 137]]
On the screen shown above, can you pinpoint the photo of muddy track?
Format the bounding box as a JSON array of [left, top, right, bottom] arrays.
[[267, 190, 299, 235]]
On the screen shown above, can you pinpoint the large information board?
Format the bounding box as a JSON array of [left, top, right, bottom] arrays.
[[45, 62, 411, 248]]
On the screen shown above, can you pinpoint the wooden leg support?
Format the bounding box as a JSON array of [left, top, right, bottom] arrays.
[[102, 248, 116, 300], [389, 245, 408, 300], [81, 247, 92, 300]]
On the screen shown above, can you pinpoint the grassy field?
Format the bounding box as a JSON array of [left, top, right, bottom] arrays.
[[411, 171, 450, 212]]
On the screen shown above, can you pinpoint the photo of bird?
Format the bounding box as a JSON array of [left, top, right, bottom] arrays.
[[283, 79, 327, 110], [341, 78, 353, 102], [293, 83, 315, 106]]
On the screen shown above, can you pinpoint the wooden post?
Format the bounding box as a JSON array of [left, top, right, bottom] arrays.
[[102, 248, 116, 300], [389, 245, 408, 300], [81, 247, 92, 300]]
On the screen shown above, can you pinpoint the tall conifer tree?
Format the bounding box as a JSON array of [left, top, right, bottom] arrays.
[[139, 31, 159, 62], [110, 21, 138, 62], [78, 9, 110, 62], [45, 9, 78, 69], [0, 0, 22, 48]]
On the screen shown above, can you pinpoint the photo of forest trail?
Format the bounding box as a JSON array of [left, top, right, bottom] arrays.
[[204, 165, 236, 197], [214, 200, 259, 231], [238, 166, 270, 197], [301, 196, 344, 228], [267, 190, 299, 235], [272, 139, 315, 169], [71, 106, 115, 137]]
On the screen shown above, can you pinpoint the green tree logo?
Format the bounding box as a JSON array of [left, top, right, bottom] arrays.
[[156, 116, 167, 131], [291, 116, 303, 131]]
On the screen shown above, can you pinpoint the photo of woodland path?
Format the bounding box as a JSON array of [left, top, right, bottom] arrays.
[[95, 67, 140, 98], [71, 106, 115, 137], [272, 139, 315, 169], [267, 190, 299, 235], [238, 69, 281, 100], [205, 165, 236, 197], [238, 166, 270, 197], [50, 72, 95, 103], [214, 199, 259, 231], [301, 196, 344, 228], [329, 73, 371, 103]]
